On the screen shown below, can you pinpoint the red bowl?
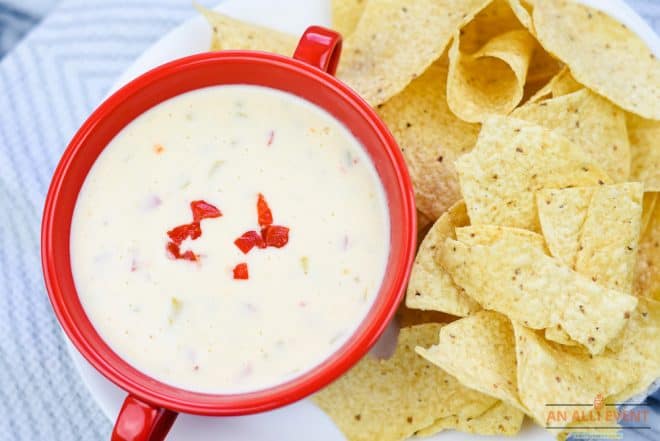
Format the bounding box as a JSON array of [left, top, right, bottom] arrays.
[[41, 26, 416, 441]]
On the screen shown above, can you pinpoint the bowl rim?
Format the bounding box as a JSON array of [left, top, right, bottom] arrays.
[[41, 49, 417, 415]]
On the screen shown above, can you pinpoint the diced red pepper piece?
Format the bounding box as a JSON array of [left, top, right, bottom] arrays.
[[167, 222, 201, 245], [180, 250, 198, 261], [166, 241, 180, 258], [234, 236, 255, 254], [266, 130, 275, 146], [190, 200, 222, 222], [257, 193, 273, 227], [233, 262, 249, 280], [234, 230, 266, 254], [261, 225, 289, 248], [166, 241, 198, 262]]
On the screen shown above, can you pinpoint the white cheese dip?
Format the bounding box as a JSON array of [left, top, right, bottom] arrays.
[[70, 85, 390, 393]]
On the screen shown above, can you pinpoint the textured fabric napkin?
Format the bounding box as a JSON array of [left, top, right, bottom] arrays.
[[0, 1, 658, 440]]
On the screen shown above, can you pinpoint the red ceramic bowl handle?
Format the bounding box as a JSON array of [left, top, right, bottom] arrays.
[[293, 26, 342, 75], [111, 395, 178, 441]]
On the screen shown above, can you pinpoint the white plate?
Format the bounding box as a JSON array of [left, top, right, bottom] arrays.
[[67, 1, 660, 440]]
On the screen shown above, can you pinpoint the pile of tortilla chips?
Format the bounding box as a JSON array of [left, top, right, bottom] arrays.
[[198, 0, 659, 439]]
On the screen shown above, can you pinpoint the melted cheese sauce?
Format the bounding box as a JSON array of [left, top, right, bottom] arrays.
[[70, 85, 390, 393]]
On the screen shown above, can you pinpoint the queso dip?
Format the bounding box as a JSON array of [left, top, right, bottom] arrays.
[[70, 85, 390, 393]]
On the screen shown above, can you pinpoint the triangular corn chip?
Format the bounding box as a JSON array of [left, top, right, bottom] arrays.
[[377, 62, 480, 219], [513, 89, 630, 181], [456, 116, 611, 231], [337, 0, 492, 105], [417, 311, 524, 410], [313, 324, 496, 441], [198, 6, 296, 54], [440, 236, 638, 354], [532, 0, 660, 119], [405, 201, 481, 316]]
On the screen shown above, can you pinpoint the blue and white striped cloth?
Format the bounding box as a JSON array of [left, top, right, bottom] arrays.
[[0, 1, 56, 58], [0, 1, 658, 440]]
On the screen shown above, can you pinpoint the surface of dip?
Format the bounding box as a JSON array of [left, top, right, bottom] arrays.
[[70, 85, 390, 393]]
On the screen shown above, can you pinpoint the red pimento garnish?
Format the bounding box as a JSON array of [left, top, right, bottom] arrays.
[[190, 200, 222, 222], [166, 242, 198, 261], [266, 130, 275, 146], [180, 249, 198, 261], [165, 199, 221, 263], [167, 222, 201, 245], [261, 225, 290, 248], [234, 230, 266, 254], [257, 193, 273, 227], [233, 262, 249, 280], [166, 242, 180, 257]]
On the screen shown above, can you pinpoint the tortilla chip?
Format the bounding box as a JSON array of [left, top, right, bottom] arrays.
[[455, 116, 612, 231], [415, 415, 458, 437], [377, 61, 480, 219], [526, 82, 553, 105], [528, 67, 583, 105], [456, 225, 547, 251], [513, 88, 631, 181], [337, 0, 492, 106], [513, 323, 632, 429], [447, 30, 536, 122], [406, 201, 481, 317], [416, 401, 525, 437], [575, 183, 643, 293], [416, 210, 434, 245], [532, 0, 660, 120], [544, 325, 577, 347], [313, 324, 496, 441], [641, 193, 658, 237], [541, 300, 659, 436], [198, 6, 296, 55], [528, 48, 562, 85], [607, 298, 660, 402], [507, 0, 532, 30], [331, 0, 367, 36], [539, 184, 643, 345], [536, 187, 594, 267], [530, 68, 601, 111], [634, 200, 660, 300], [459, 0, 524, 53], [459, 0, 559, 86], [417, 311, 525, 410], [628, 113, 660, 191], [536, 183, 643, 293], [549, 68, 582, 97], [521, 78, 550, 106], [440, 237, 638, 354]]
